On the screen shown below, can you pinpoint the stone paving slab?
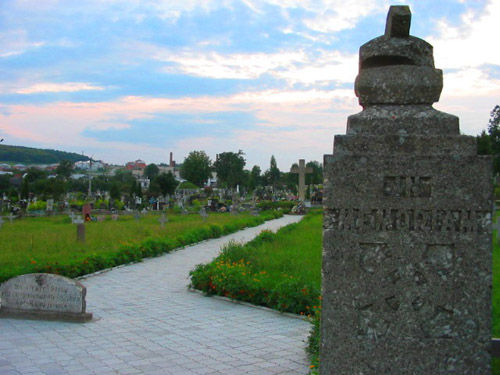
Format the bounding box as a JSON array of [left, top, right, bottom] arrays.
[[0, 215, 311, 374]]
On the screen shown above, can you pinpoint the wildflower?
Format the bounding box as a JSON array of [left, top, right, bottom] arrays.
[[310, 365, 315, 369], [30, 259, 36, 264]]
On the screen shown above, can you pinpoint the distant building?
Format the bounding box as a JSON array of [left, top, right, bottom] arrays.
[[13, 164, 26, 171], [75, 160, 105, 171], [125, 159, 146, 171], [138, 177, 150, 190]]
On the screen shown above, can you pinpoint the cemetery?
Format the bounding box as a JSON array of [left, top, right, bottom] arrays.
[[1, 4, 500, 375], [0, 209, 283, 284]]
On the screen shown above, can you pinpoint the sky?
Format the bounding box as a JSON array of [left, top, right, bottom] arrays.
[[0, 0, 499, 171]]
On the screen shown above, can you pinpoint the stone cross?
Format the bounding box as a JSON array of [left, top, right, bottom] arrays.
[[5, 213, 16, 223], [158, 213, 168, 227], [290, 159, 313, 203]]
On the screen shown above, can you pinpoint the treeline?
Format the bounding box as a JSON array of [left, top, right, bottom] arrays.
[[0, 145, 89, 164]]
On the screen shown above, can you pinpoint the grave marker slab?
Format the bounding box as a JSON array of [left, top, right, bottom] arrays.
[[0, 273, 92, 322], [158, 213, 168, 227], [72, 216, 85, 243], [321, 6, 492, 374], [0, 216, 3, 229]]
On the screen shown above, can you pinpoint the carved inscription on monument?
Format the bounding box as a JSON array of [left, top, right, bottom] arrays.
[[1, 273, 86, 314], [325, 208, 490, 233], [384, 176, 432, 197]]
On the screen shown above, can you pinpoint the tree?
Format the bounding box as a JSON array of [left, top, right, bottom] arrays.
[[155, 171, 178, 196], [248, 165, 262, 191], [477, 130, 492, 155], [180, 151, 212, 188], [20, 177, 30, 200], [267, 155, 281, 187], [144, 163, 160, 180], [477, 105, 500, 173], [109, 181, 121, 201], [214, 150, 246, 189], [306, 161, 323, 185], [56, 160, 74, 179]]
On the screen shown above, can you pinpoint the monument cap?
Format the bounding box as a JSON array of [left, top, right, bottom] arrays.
[[355, 5, 443, 106]]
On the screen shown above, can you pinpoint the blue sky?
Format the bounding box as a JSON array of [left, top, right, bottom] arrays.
[[0, 0, 498, 170]]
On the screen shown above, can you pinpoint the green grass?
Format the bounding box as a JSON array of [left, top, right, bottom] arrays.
[[191, 209, 500, 374], [0, 210, 283, 283], [190, 211, 322, 314]]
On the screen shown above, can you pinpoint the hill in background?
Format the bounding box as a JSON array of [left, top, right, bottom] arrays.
[[0, 145, 90, 164]]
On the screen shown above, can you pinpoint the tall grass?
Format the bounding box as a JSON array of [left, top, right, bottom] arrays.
[[190, 211, 323, 314], [0, 211, 282, 282]]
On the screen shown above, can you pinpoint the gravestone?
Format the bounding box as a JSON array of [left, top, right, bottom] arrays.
[[134, 212, 141, 221], [321, 6, 492, 374], [291, 159, 312, 203], [46, 199, 54, 212], [0, 216, 3, 229], [97, 215, 105, 222], [5, 213, 16, 223], [231, 192, 240, 216], [111, 214, 119, 221], [158, 213, 168, 227], [200, 207, 208, 221], [72, 216, 85, 243], [82, 203, 91, 221], [0, 273, 92, 322]]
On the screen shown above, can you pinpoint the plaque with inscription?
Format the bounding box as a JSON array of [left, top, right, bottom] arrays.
[[321, 6, 492, 375], [0, 273, 93, 322]]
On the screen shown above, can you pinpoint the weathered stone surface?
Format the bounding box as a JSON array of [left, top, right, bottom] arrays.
[[355, 66, 443, 105], [346, 105, 459, 135], [0, 273, 92, 322], [321, 5, 492, 374], [385, 5, 411, 38]]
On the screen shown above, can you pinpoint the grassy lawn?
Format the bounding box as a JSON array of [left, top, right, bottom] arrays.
[[0, 210, 282, 283], [191, 209, 500, 374]]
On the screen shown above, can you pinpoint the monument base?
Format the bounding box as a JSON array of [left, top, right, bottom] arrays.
[[0, 307, 93, 323]]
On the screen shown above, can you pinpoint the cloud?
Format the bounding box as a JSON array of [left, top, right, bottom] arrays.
[[301, 0, 387, 33], [15, 82, 106, 94], [428, 0, 500, 69], [0, 29, 45, 57]]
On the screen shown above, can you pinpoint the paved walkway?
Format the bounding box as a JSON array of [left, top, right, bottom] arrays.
[[0, 215, 311, 375]]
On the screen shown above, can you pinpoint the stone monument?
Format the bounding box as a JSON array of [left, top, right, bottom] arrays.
[[0, 273, 92, 322], [290, 159, 312, 203], [321, 6, 492, 374]]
